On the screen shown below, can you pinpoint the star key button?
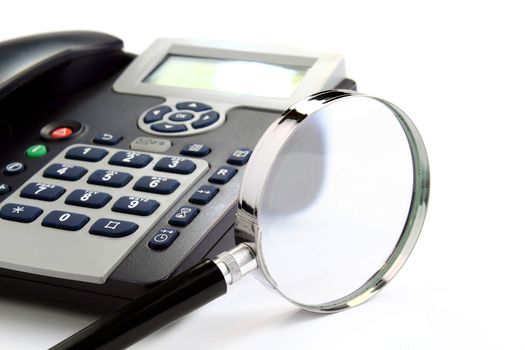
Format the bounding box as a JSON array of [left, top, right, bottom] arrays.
[[0, 203, 43, 223]]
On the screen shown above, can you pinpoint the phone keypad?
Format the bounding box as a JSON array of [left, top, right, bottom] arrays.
[[0, 144, 209, 284]]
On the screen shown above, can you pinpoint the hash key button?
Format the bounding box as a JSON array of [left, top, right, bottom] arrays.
[[209, 166, 238, 184], [66, 146, 108, 162], [66, 190, 112, 209], [148, 228, 179, 250], [44, 163, 87, 181], [88, 170, 133, 188], [112, 196, 160, 216], [21, 183, 65, 201], [42, 210, 89, 231], [90, 218, 138, 238], [154, 157, 196, 175], [189, 185, 219, 205], [0, 203, 43, 223], [133, 176, 180, 194], [109, 151, 153, 168], [169, 206, 199, 227]]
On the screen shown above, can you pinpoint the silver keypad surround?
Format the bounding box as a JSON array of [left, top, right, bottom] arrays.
[[0, 144, 208, 284]]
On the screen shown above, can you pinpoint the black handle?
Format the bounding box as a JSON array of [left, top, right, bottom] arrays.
[[51, 259, 227, 350]]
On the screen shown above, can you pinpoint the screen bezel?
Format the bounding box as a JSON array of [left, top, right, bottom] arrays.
[[114, 38, 345, 110]]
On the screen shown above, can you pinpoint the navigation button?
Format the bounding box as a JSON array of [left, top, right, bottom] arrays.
[[3, 162, 26, 176], [191, 111, 220, 129], [144, 106, 172, 124], [169, 206, 199, 227], [176, 101, 211, 112], [65, 146, 108, 162], [42, 210, 90, 231], [168, 112, 194, 122], [148, 228, 179, 250], [151, 123, 187, 133], [93, 133, 123, 146], [20, 183, 66, 201], [0, 203, 43, 223], [89, 218, 138, 238]]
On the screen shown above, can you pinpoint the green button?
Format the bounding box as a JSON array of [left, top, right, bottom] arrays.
[[25, 144, 48, 158]]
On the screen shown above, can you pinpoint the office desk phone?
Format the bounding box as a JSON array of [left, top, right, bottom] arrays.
[[0, 32, 356, 303]]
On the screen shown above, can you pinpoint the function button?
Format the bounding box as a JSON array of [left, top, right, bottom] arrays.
[[133, 176, 180, 195], [66, 146, 108, 162], [148, 228, 179, 251], [88, 169, 133, 188], [176, 101, 211, 112], [50, 127, 73, 140], [191, 111, 220, 129], [65, 190, 112, 209], [42, 210, 90, 231], [112, 196, 160, 216], [0, 184, 10, 195], [169, 206, 199, 227], [109, 151, 153, 168], [93, 133, 123, 146], [208, 166, 238, 185], [0, 203, 43, 223], [154, 157, 196, 175], [130, 137, 171, 153], [227, 148, 253, 166], [151, 123, 188, 133], [25, 144, 48, 158], [189, 185, 219, 205], [144, 106, 172, 124], [89, 218, 138, 238], [180, 144, 211, 157], [20, 183, 65, 202], [3, 162, 26, 176], [43, 163, 87, 181], [168, 112, 194, 122]]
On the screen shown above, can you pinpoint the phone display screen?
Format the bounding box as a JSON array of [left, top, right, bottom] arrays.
[[144, 55, 308, 99]]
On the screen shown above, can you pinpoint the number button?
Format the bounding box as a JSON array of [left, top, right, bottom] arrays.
[[112, 196, 160, 216], [154, 157, 196, 175], [208, 166, 238, 184], [43, 163, 87, 181], [42, 210, 90, 231], [0, 203, 43, 223], [109, 151, 153, 168], [133, 176, 180, 194], [87, 170, 133, 188], [65, 190, 112, 209], [169, 206, 199, 227], [148, 228, 179, 250], [89, 218, 138, 238], [65, 146, 108, 162], [188, 185, 219, 205], [20, 183, 66, 201]]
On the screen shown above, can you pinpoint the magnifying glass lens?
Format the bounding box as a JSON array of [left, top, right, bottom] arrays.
[[258, 96, 415, 308]]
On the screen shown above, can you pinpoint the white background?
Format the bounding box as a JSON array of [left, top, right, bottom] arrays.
[[1, 0, 524, 349]]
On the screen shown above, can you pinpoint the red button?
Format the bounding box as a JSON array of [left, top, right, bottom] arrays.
[[50, 127, 73, 139]]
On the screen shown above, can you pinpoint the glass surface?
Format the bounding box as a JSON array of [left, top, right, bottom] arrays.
[[144, 55, 307, 99], [258, 96, 415, 306]]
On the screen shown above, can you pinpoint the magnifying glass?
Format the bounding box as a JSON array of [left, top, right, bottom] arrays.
[[52, 90, 430, 350]]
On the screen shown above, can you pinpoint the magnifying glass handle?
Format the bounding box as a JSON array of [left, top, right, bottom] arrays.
[[51, 259, 226, 350]]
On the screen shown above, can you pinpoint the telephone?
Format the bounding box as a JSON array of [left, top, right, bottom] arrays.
[[0, 32, 356, 305]]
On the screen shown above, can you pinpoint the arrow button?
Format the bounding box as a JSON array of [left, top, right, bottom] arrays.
[[176, 101, 212, 112], [144, 106, 172, 124]]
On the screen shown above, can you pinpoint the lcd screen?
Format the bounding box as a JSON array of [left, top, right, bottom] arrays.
[[144, 55, 307, 99]]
